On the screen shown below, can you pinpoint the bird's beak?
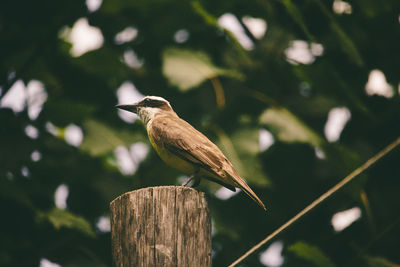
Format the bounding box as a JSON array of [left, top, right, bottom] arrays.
[[115, 103, 138, 114]]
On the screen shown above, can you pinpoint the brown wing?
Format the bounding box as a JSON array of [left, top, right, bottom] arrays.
[[150, 114, 235, 187], [150, 113, 267, 210]]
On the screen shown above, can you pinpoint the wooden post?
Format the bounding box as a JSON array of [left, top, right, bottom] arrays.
[[110, 186, 212, 267]]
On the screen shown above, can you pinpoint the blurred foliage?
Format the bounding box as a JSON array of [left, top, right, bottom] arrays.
[[38, 208, 95, 237], [260, 107, 322, 146], [80, 119, 145, 156], [1, 0, 399, 266], [162, 48, 243, 91], [288, 241, 334, 267]]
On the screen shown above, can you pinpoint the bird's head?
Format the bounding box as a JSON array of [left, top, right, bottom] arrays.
[[116, 96, 174, 125]]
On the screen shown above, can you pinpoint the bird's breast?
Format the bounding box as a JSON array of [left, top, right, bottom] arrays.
[[147, 120, 197, 175]]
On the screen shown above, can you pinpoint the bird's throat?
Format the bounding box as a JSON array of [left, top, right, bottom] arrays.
[[138, 107, 158, 126]]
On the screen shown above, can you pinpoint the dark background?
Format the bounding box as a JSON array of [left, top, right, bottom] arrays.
[[1, 0, 399, 266]]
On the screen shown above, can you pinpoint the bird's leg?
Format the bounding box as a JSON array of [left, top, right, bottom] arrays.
[[182, 170, 200, 187], [182, 175, 194, 187], [191, 176, 201, 188]]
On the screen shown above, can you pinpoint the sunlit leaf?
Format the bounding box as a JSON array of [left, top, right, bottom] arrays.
[[259, 107, 322, 146], [288, 241, 335, 267], [365, 255, 400, 267], [162, 48, 242, 91], [39, 208, 95, 237], [80, 119, 146, 156]]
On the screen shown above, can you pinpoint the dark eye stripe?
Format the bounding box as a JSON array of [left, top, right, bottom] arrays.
[[141, 98, 165, 107]]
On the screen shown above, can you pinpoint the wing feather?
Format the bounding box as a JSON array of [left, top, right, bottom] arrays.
[[150, 114, 232, 182], [150, 113, 266, 210]]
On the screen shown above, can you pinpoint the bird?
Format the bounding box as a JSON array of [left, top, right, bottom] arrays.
[[116, 96, 266, 210]]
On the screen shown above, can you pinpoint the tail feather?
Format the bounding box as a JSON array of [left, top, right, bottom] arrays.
[[232, 175, 266, 211]]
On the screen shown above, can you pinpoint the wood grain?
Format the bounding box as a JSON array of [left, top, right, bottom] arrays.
[[110, 186, 211, 267]]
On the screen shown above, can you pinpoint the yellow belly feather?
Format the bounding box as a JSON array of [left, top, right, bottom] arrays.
[[147, 125, 197, 175], [146, 120, 230, 184]]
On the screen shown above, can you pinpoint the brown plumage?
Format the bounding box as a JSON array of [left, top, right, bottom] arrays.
[[116, 96, 266, 210], [150, 112, 266, 211]]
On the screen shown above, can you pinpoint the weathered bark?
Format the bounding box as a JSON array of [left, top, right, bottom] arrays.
[[110, 186, 212, 267]]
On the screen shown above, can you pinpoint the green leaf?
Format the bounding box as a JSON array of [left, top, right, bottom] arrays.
[[259, 107, 322, 146], [281, 0, 315, 41], [216, 127, 269, 186], [191, 1, 218, 26], [162, 48, 242, 91], [312, 0, 364, 66], [80, 119, 146, 156], [39, 208, 95, 237], [44, 100, 96, 126], [365, 256, 400, 267], [288, 241, 335, 267]]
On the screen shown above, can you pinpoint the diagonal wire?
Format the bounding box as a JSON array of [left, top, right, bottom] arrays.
[[229, 136, 400, 267]]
